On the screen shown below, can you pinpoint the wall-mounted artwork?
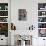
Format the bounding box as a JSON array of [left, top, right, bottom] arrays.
[[18, 9, 27, 21], [0, 3, 8, 10], [38, 29, 46, 37], [38, 23, 46, 28], [38, 11, 46, 16], [0, 17, 8, 22], [0, 23, 8, 37], [0, 11, 8, 16], [38, 17, 46, 22], [38, 3, 46, 10]]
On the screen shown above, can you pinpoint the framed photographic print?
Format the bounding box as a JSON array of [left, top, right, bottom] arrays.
[[18, 9, 27, 21], [0, 23, 8, 37], [38, 29, 46, 37]]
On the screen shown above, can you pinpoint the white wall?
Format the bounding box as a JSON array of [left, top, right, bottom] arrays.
[[0, 0, 8, 3], [11, 0, 46, 46], [11, 0, 46, 30], [11, 0, 38, 30], [11, 0, 38, 45]]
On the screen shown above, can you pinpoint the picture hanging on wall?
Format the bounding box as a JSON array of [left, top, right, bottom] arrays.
[[38, 29, 46, 37], [18, 9, 27, 21]]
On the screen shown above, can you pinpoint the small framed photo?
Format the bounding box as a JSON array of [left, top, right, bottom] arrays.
[[38, 29, 46, 37], [18, 9, 27, 21]]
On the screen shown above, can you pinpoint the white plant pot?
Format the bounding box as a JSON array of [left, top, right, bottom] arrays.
[[21, 40, 25, 46]]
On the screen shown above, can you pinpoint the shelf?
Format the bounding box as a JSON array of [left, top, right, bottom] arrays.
[[0, 16, 8, 17], [38, 22, 46, 23], [38, 16, 46, 17], [0, 22, 8, 23], [38, 10, 46, 11], [0, 10, 8, 11], [38, 28, 46, 29]]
